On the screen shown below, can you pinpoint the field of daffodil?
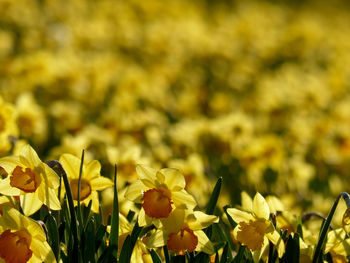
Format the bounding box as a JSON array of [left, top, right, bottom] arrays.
[[1, 0, 350, 262]]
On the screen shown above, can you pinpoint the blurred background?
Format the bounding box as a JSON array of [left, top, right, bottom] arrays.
[[1, 0, 350, 219]]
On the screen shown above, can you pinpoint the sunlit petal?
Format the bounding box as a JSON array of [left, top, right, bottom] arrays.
[[226, 208, 254, 223], [161, 168, 186, 191], [194, 230, 215, 255], [90, 177, 113, 190], [59, 154, 80, 179], [172, 190, 197, 209], [20, 192, 43, 216], [124, 180, 144, 203], [266, 230, 285, 258], [253, 192, 270, 220], [188, 211, 219, 230]]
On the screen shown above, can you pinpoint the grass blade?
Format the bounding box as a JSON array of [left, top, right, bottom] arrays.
[[108, 164, 119, 259], [150, 250, 162, 263]]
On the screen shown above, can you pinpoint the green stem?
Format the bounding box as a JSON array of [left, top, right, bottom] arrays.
[[47, 160, 80, 262], [312, 192, 349, 263]]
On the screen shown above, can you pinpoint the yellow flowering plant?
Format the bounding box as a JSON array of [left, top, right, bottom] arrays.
[[0, 145, 61, 216], [147, 207, 219, 255], [124, 164, 197, 226], [59, 153, 113, 213], [227, 192, 285, 259], [2, 0, 350, 262], [0, 206, 56, 263]]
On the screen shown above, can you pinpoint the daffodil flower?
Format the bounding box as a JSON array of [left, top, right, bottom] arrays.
[[227, 192, 285, 259], [59, 153, 113, 213], [0, 206, 56, 263], [124, 165, 197, 226], [147, 208, 218, 255], [0, 145, 61, 216], [325, 228, 350, 263], [107, 213, 152, 263]]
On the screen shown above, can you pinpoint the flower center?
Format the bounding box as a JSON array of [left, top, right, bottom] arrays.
[[167, 227, 198, 255], [70, 179, 92, 201], [142, 187, 172, 218], [0, 229, 33, 263], [236, 219, 268, 251], [10, 166, 41, 193]]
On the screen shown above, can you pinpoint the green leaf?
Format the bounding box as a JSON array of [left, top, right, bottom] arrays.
[[206, 177, 222, 215], [232, 245, 245, 263], [204, 177, 222, 239], [77, 150, 85, 233], [163, 245, 170, 263], [47, 160, 80, 262], [312, 193, 344, 263], [119, 235, 131, 263], [281, 234, 299, 263], [45, 214, 60, 262], [109, 164, 119, 259], [194, 252, 209, 262], [129, 221, 143, 252], [223, 205, 237, 229], [220, 242, 229, 263], [84, 217, 96, 263], [150, 250, 162, 263], [126, 210, 135, 223], [95, 224, 107, 252], [82, 199, 92, 227]]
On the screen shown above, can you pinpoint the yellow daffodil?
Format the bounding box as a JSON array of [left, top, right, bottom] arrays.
[[227, 192, 285, 259], [59, 153, 113, 213], [147, 208, 218, 255], [107, 213, 152, 263], [0, 145, 61, 215], [323, 228, 350, 263], [0, 206, 56, 263], [124, 165, 197, 226]]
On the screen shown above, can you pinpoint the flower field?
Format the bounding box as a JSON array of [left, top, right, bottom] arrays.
[[1, 0, 350, 262]]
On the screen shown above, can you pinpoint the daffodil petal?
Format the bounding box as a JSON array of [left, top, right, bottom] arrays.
[[160, 208, 185, 233], [0, 156, 21, 172], [19, 145, 42, 168], [0, 177, 20, 196], [59, 154, 80, 179], [226, 208, 254, 223], [138, 208, 147, 226], [20, 191, 43, 216], [241, 191, 253, 211], [31, 237, 57, 262], [0, 206, 23, 230], [90, 191, 99, 213], [136, 164, 157, 184], [85, 160, 101, 180], [147, 229, 167, 248], [25, 218, 46, 242], [187, 211, 219, 230], [172, 189, 197, 209], [131, 242, 144, 263], [253, 192, 270, 220], [124, 180, 144, 203], [119, 213, 133, 234], [161, 168, 186, 191], [45, 188, 61, 210], [266, 230, 285, 258], [90, 176, 113, 191], [43, 164, 60, 189], [138, 208, 155, 227], [195, 230, 215, 255]]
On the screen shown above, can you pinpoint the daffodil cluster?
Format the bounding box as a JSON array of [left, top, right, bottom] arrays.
[[0, 0, 350, 262]]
